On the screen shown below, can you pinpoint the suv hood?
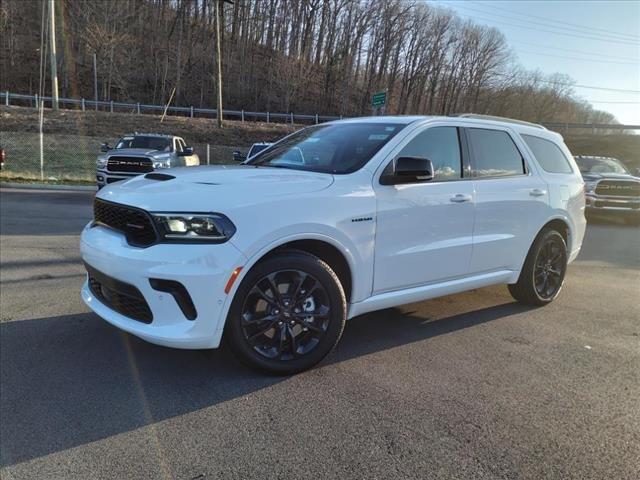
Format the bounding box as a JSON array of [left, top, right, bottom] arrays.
[[97, 165, 335, 212], [581, 172, 639, 181], [106, 148, 166, 157]]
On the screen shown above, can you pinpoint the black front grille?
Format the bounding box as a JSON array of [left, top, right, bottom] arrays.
[[94, 198, 158, 247], [86, 263, 153, 323], [595, 180, 640, 197], [107, 156, 153, 173]]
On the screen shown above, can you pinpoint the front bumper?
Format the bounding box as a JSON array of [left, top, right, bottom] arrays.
[[80, 222, 246, 349], [585, 194, 640, 217], [96, 169, 143, 187]]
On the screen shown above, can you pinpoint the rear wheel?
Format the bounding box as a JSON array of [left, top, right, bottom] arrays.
[[508, 229, 568, 306], [225, 250, 347, 375]]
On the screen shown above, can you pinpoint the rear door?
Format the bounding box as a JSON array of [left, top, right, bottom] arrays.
[[465, 127, 549, 273]]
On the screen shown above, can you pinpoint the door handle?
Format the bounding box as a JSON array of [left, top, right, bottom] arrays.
[[450, 194, 472, 203], [529, 188, 547, 197]]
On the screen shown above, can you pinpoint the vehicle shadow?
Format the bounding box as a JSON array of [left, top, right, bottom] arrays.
[[0, 301, 529, 466]]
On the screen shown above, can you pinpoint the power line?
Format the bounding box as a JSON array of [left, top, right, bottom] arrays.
[[515, 50, 639, 66], [587, 101, 640, 104], [449, 6, 639, 45], [456, 11, 638, 46], [572, 84, 640, 94], [495, 73, 640, 94], [470, 0, 640, 42], [510, 40, 639, 63]]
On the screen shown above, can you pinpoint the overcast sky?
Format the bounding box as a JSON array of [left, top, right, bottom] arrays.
[[434, 0, 640, 124]]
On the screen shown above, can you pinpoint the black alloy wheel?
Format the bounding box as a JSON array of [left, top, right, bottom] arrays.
[[241, 270, 331, 360], [225, 250, 347, 374], [533, 236, 566, 300], [508, 228, 568, 306]]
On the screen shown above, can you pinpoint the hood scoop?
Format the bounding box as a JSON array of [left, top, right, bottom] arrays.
[[145, 173, 175, 181]]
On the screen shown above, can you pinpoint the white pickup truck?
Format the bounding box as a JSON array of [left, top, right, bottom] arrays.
[[95, 133, 199, 188]]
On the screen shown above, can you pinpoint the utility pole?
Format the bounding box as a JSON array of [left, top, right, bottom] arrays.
[[49, 0, 59, 110], [93, 52, 98, 111], [214, 0, 233, 128], [214, 0, 223, 127]]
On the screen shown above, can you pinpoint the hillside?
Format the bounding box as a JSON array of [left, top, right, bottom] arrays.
[[0, 106, 297, 146]]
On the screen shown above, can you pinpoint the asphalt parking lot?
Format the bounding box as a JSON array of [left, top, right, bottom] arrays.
[[1, 187, 639, 480]]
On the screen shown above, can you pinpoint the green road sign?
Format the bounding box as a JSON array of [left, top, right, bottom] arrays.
[[372, 91, 387, 107]]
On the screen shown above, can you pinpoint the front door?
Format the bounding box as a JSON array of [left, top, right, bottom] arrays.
[[373, 126, 475, 294]]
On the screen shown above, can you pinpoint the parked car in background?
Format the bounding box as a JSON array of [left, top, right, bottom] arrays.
[[576, 155, 640, 225], [233, 142, 273, 162], [81, 115, 586, 374], [96, 133, 199, 188]]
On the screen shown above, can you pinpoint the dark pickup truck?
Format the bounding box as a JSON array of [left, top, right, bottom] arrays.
[[577, 155, 640, 225]]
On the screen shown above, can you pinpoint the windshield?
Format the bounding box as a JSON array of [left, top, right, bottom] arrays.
[[115, 136, 173, 152], [577, 157, 629, 175], [246, 123, 405, 174], [248, 144, 271, 158]]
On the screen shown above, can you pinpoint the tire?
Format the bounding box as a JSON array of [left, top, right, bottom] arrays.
[[508, 229, 568, 306], [225, 250, 347, 375]]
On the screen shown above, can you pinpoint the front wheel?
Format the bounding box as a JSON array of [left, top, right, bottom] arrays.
[[508, 229, 568, 306], [225, 250, 347, 375]]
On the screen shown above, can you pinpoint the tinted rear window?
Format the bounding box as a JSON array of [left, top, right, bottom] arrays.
[[522, 135, 573, 174], [467, 128, 525, 178]]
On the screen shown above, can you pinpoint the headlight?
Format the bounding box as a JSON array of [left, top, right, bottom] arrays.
[[152, 213, 236, 243], [153, 159, 171, 169], [96, 156, 107, 169]]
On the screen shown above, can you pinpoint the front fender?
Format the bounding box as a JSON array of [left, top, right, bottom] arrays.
[[213, 226, 373, 344]]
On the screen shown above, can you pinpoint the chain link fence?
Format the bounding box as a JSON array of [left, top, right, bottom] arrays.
[[0, 130, 242, 182]]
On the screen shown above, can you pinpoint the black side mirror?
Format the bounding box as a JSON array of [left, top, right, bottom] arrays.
[[100, 143, 111, 153], [381, 157, 434, 185], [178, 146, 194, 156]]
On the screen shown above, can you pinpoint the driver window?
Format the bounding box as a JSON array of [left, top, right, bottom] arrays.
[[394, 127, 462, 181]]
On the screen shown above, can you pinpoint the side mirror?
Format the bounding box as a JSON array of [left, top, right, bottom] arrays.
[[233, 150, 246, 162], [100, 143, 111, 153], [381, 157, 434, 185], [178, 146, 194, 156], [634, 168, 640, 177]]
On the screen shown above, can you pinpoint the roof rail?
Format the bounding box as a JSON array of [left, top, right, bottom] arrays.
[[124, 132, 172, 137], [451, 114, 547, 130]]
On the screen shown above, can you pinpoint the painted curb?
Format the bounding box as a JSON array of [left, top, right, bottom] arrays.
[[0, 182, 97, 192]]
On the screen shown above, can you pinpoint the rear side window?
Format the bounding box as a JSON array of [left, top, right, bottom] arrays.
[[395, 126, 462, 181], [522, 135, 573, 174], [467, 128, 525, 178]]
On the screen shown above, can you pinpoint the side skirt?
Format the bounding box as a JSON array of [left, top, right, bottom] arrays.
[[347, 270, 515, 319]]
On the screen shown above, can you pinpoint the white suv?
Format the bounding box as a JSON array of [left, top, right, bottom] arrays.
[[80, 115, 586, 374]]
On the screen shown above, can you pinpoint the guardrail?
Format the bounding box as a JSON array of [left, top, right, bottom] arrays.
[[543, 122, 640, 131], [0, 91, 342, 125], [2, 91, 638, 132]]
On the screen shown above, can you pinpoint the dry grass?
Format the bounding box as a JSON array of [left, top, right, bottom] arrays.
[[0, 105, 298, 146]]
